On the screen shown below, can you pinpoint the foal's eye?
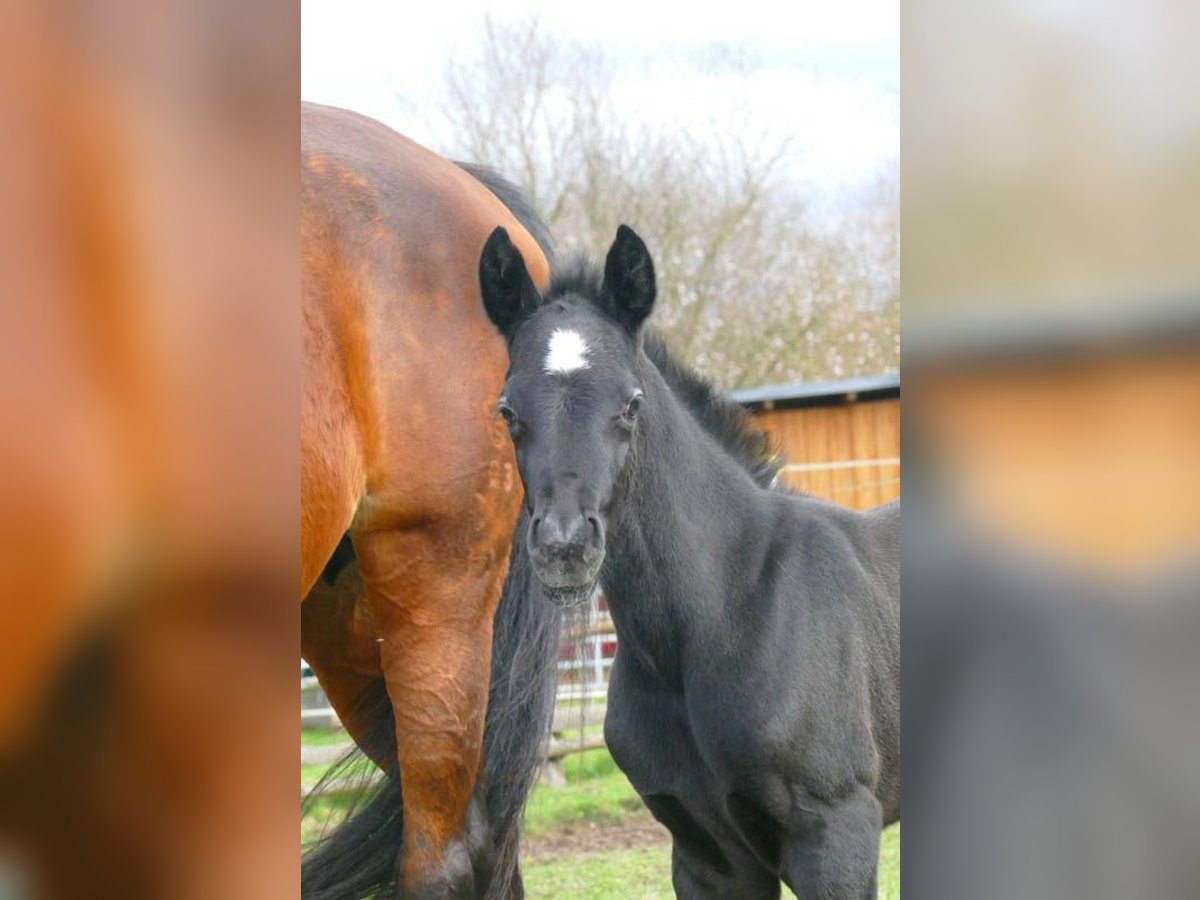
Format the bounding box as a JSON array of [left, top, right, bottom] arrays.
[[496, 401, 517, 429], [621, 392, 644, 423]]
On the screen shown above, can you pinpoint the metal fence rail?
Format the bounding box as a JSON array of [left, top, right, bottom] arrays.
[[302, 605, 617, 728], [302, 601, 616, 796]]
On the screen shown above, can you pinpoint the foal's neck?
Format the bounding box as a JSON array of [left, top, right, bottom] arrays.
[[600, 366, 765, 684]]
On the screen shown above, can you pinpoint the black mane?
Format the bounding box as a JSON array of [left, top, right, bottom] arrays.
[[457, 162, 556, 267], [545, 256, 783, 489], [642, 333, 783, 488]]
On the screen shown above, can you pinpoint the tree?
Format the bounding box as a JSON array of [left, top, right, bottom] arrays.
[[438, 16, 899, 389]]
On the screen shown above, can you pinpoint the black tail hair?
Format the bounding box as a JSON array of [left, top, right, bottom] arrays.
[[457, 162, 556, 268], [300, 684, 402, 900], [477, 512, 562, 894], [300, 516, 560, 899]]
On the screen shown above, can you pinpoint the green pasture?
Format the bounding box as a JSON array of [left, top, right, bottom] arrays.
[[301, 730, 899, 898], [524, 829, 901, 899], [522, 748, 899, 899]]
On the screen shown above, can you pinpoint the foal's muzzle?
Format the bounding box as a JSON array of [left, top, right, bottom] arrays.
[[528, 509, 605, 607]]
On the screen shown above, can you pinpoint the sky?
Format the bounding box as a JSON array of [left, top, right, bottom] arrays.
[[302, 0, 898, 203]]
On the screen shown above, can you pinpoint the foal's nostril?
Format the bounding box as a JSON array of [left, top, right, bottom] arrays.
[[529, 508, 604, 589], [534, 512, 590, 552]]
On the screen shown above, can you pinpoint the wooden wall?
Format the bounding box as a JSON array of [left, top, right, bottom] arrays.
[[749, 397, 901, 510]]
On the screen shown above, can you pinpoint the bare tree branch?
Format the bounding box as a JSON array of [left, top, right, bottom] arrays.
[[436, 17, 899, 389]]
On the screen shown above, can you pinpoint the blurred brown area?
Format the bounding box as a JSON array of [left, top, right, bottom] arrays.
[[0, 0, 298, 897], [904, 0, 1200, 896], [911, 342, 1199, 570]]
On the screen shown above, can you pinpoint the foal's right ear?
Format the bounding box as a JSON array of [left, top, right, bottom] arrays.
[[479, 227, 539, 339]]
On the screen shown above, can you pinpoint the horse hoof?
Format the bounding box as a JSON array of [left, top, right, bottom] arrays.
[[405, 839, 476, 900]]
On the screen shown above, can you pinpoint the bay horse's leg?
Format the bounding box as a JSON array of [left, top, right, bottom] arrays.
[[300, 566, 392, 769], [354, 524, 510, 899], [780, 785, 882, 899]]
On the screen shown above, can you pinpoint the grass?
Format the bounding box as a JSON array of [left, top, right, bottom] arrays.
[[524, 748, 643, 835], [879, 824, 901, 899], [299, 728, 899, 898], [301, 793, 357, 845], [300, 730, 376, 845], [521, 746, 900, 899], [523, 822, 901, 899], [524, 846, 675, 899], [300, 727, 350, 747], [300, 754, 374, 787]]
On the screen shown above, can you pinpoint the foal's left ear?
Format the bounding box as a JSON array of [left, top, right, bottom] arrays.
[[479, 226, 540, 340], [601, 224, 656, 334]]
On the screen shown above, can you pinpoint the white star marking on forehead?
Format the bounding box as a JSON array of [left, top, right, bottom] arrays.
[[544, 328, 589, 374]]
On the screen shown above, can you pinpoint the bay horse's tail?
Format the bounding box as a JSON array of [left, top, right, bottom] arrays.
[[300, 515, 560, 899], [299, 684, 402, 900], [476, 512, 562, 894]]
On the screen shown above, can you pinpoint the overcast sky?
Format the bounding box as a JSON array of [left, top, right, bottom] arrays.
[[302, 0, 898, 202]]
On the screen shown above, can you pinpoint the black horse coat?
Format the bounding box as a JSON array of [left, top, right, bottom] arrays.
[[477, 223, 900, 898], [599, 361, 900, 896]]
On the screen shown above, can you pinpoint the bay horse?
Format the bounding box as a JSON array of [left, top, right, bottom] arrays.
[[300, 102, 559, 899], [477, 225, 901, 898]]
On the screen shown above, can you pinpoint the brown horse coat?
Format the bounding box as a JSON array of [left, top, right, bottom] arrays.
[[300, 102, 549, 894]]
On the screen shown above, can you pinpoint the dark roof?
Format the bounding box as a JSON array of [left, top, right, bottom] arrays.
[[729, 372, 900, 410]]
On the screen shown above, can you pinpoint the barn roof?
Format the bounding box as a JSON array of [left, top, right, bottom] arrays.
[[729, 372, 900, 410]]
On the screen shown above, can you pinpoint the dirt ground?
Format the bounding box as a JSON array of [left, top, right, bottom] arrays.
[[523, 810, 672, 862]]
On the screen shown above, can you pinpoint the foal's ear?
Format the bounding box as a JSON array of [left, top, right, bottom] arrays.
[[479, 226, 539, 339], [601, 224, 656, 333]]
